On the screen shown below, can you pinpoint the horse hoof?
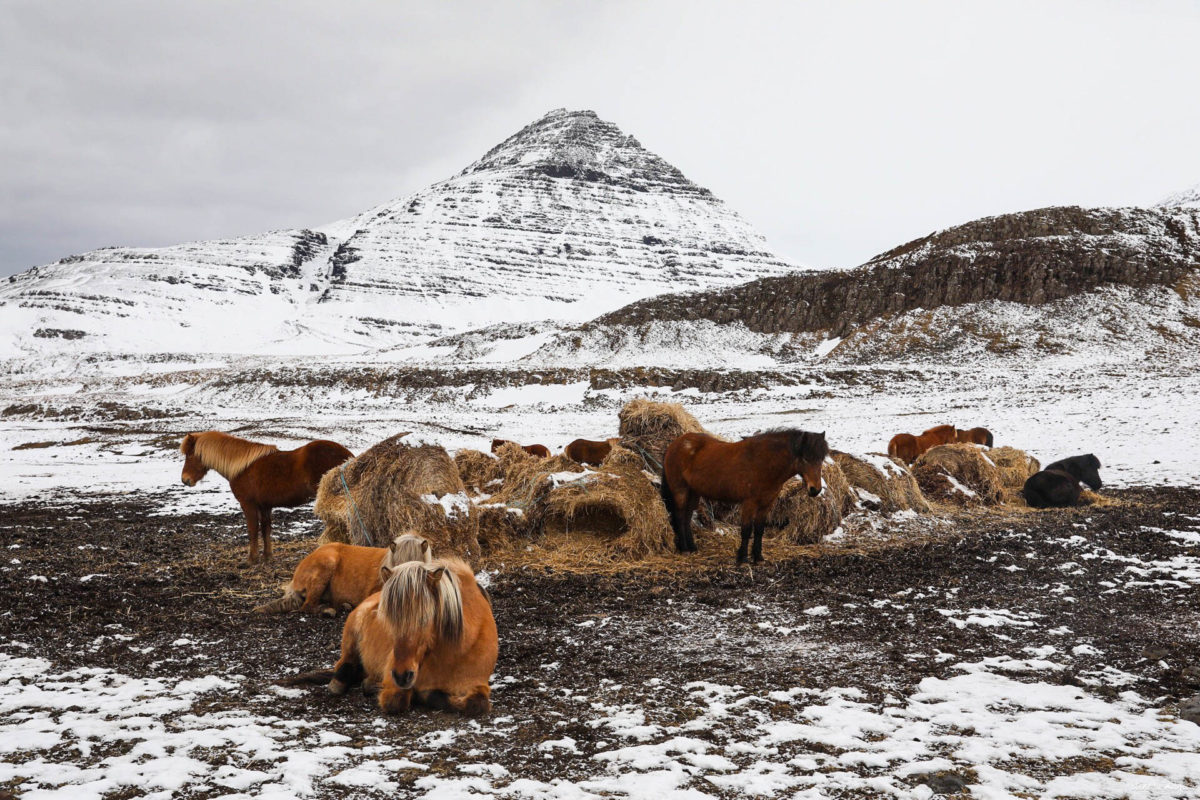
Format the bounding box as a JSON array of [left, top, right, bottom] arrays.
[[328, 679, 347, 696]]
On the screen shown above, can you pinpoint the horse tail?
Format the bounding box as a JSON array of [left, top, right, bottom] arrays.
[[275, 668, 336, 687], [887, 438, 899, 459], [253, 585, 303, 614], [985, 430, 994, 448], [660, 467, 680, 537]]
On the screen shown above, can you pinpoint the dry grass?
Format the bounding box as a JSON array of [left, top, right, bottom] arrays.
[[454, 449, 503, 494], [988, 446, 1041, 491], [765, 458, 853, 544], [832, 451, 931, 514], [616, 397, 708, 470], [912, 443, 1004, 507], [315, 434, 477, 556]]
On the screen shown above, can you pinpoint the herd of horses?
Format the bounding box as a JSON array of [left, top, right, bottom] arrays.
[[177, 422, 1103, 716]]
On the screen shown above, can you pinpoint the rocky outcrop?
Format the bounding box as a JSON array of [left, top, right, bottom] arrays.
[[597, 205, 1200, 336]]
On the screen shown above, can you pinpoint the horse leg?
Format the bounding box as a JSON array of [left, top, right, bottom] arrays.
[[751, 516, 766, 564], [260, 507, 273, 563], [416, 686, 491, 716], [737, 502, 759, 565], [329, 652, 365, 696], [239, 501, 260, 564], [683, 493, 700, 552], [378, 684, 414, 715]]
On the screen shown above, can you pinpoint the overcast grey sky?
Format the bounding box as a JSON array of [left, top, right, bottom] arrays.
[[2, 0, 1198, 277]]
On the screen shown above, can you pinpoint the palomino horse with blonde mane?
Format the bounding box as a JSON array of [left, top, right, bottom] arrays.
[[661, 429, 828, 564], [281, 557, 497, 715], [253, 533, 431, 615], [887, 424, 958, 465], [180, 431, 353, 563]]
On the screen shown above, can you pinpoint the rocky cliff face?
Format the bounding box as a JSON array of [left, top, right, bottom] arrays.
[[597, 205, 1200, 337], [0, 109, 796, 357]]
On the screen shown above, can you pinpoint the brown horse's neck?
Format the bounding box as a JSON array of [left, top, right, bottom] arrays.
[[196, 432, 278, 481]]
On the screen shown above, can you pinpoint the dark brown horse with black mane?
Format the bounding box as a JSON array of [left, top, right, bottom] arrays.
[[661, 429, 828, 564], [180, 431, 353, 563]]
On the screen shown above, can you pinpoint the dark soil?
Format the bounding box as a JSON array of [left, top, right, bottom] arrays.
[[1, 487, 1198, 796]]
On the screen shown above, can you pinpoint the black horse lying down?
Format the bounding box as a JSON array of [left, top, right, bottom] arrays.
[[1022, 454, 1102, 508]]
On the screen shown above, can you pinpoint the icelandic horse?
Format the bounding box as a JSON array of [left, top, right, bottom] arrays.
[[661, 430, 828, 564], [180, 431, 353, 563]]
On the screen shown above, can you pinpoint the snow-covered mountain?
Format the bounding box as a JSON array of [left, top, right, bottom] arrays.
[[1159, 182, 1200, 209], [0, 109, 797, 358]]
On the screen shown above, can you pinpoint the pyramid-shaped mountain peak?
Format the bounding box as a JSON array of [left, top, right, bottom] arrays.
[[460, 109, 707, 196]]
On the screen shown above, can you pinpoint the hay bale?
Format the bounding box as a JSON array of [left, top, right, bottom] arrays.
[[455, 448, 502, 494], [537, 445, 674, 558], [988, 446, 1041, 491], [912, 443, 1004, 507], [832, 451, 931, 514], [765, 458, 852, 545], [617, 397, 707, 469], [315, 434, 478, 556]]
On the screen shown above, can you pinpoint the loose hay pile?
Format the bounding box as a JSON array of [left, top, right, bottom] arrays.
[[617, 397, 707, 469], [475, 443, 673, 560], [833, 451, 931, 514], [988, 446, 1041, 490], [912, 443, 1004, 507], [765, 458, 854, 545], [454, 449, 503, 495], [315, 434, 478, 555]]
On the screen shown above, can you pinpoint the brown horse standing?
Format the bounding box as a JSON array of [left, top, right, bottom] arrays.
[[180, 431, 353, 563], [491, 439, 550, 458], [661, 430, 828, 564], [887, 424, 957, 464], [329, 557, 498, 715], [956, 427, 994, 447], [564, 438, 617, 465]]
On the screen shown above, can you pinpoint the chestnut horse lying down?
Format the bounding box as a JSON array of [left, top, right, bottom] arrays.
[[887, 424, 957, 464], [491, 439, 550, 458], [662, 429, 828, 564], [282, 557, 498, 716], [956, 427, 994, 447], [1023, 454, 1102, 508], [181, 431, 353, 563], [253, 534, 431, 615], [565, 438, 618, 465]]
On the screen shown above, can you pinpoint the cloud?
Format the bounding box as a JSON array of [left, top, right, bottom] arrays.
[[2, 0, 1199, 276]]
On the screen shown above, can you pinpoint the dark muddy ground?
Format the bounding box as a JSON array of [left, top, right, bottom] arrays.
[[1, 488, 1199, 797]]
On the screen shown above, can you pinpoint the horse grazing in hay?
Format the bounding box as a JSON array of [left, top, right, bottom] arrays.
[[254, 534, 431, 615], [281, 558, 497, 715], [565, 438, 617, 466], [1022, 454, 1102, 509], [661, 430, 828, 564], [491, 439, 550, 458], [180, 431, 353, 564], [887, 425, 957, 464], [956, 427, 994, 447]]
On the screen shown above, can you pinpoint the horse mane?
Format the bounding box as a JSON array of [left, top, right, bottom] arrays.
[[378, 558, 464, 643], [755, 428, 829, 463], [184, 431, 278, 480]]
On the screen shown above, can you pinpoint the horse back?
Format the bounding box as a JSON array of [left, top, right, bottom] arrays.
[[297, 543, 388, 608], [666, 432, 794, 502]]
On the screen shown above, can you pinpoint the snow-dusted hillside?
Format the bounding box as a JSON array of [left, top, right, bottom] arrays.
[[0, 109, 797, 359], [1159, 182, 1200, 209]]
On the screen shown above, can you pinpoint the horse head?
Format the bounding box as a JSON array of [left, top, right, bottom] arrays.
[[1082, 454, 1102, 490], [792, 431, 829, 497], [179, 433, 208, 486], [378, 561, 463, 690], [388, 533, 432, 566]]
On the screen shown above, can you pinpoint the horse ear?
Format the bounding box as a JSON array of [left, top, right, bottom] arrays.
[[379, 563, 398, 586], [421, 539, 431, 560], [425, 566, 447, 590], [180, 433, 196, 455]]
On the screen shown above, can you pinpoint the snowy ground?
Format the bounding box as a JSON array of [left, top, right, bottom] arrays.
[[1, 491, 1199, 798]]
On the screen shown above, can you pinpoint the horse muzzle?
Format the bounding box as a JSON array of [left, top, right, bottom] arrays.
[[181, 477, 194, 487], [808, 486, 821, 498], [392, 669, 415, 689]]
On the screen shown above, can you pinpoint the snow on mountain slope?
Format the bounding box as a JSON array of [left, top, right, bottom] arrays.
[[0, 109, 798, 359], [1159, 182, 1200, 209]]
